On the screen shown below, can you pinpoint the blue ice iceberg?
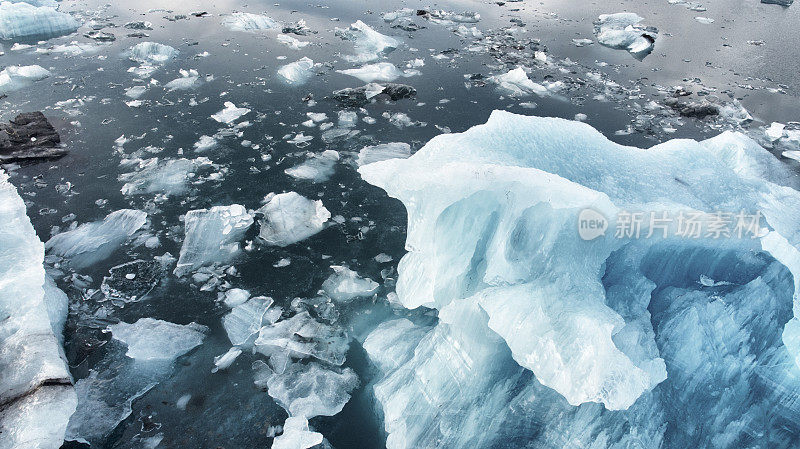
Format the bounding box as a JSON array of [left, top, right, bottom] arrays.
[[359, 111, 800, 447], [0, 1, 79, 40]]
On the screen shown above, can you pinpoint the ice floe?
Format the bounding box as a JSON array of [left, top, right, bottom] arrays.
[[45, 209, 147, 269], [284, 150, 339, 183], [336, 20, 400, 63], [223, 12, 279, 32], [211, 101, 251, 124], [257, 192, 330, 247], [174, 204, 253, 276]]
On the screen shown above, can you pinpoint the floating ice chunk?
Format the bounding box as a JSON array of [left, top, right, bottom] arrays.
[[765, 122, 786, 142], [211, 101, 251, 124], [223, 296, 277, 347], [0, 65, 51, 95], [0, 170, 75, 448], [35, 41, 98, 56], [224, 288, 251, 307], [276, 33, 310, 49], [120, 157, 213, 196], [335, 20, 400, 63], [423, 9, 481, 25], [173, 205, 253, 276], [257, 192, 330, 247], [382, 8, 415, 22], [594, 13, 657, 59], [0, 1, 79, 39], [455, 25, 482, 38], [223, 12, 278, 31], [489, 67, 550, 97], [110, 318, 207, 362], [127, 42, 178, 64], [212, 347, 242, 372], [277, 57, 315, 85], [262, 361, 358, 417], [271, 416, 323, 449], [337, 61, 419, 83], [356, 143, 411, 167], [718, 99, 753, 125], [321, 266, 379, 302], [45, 209, 147, 268], [193, 135, 218, 152], [125, 85, 147, 99], [254, 311, 350, 367], [285, 150, 340, 183], [164, 69, 201, 90], [694, 16, 714, 23]]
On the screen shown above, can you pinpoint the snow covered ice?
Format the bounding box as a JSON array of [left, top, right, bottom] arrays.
[[0, 170, 75, 449], [0, 1, 79, 40], [360, 111, 800, 447], [257, 192, 330, 247]]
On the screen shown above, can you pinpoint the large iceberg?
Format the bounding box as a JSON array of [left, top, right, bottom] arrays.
[[0, 1, 79, 40], [0, 170, 75, 449], [359, 111, 800, 447]]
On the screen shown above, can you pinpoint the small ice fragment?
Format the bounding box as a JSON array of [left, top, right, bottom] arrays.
[[258, 192, 330, 246], [211, 101, 251, 124], [212, 347, 242, 373], [321, 265, 379, 302], [277, 57, 315, 85], [224, 288, 251, 307]]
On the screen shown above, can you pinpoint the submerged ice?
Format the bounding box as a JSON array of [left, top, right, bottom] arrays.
[[359, 111, 800, 447]]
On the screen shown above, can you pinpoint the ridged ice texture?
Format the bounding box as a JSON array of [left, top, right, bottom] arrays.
[[0, 1, 79, 40], [359, 111, 800, 448], [0, 170, 75, 449]]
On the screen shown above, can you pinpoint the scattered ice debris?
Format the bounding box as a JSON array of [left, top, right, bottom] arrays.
[[110, 318, 207, 362], [277, 57, 315, 85], [165, 69, 202, 90], [594, 13, 657, 59], [0, 1, 79, 39], [337, 62, 418, 83], [35, 41, 99, 56], [282, 19, 311, 36], [0, 170, 76, 449], [119, 157, 214, 197], [174, 205, 253, 276], [124, 20, 152, 30], [45, 209, 147, 269], [101, 260, 164, 302], [211, 101, 251, 124], [0, 111, 65, 163], [359, 111, 800, 449], [320, 266, 379, 303], [254, 311, 349, 367], [223, 12, 278, 31], [257, 192, 330, 247], [332, 83, 416, 107], [0, 65, 51, 95], [335, 20, 400, 63], [285, 150, 340, 183], [276, 33, 310, 49], [356, 142, 411, 166], [572, 38, 594, 47], [419, 9, 481, 25], [719, 100, 753, 125]]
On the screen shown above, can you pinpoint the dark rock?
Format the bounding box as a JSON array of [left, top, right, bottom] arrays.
[[0, 112, 66, 163], [664, 98, 719, 119], [331, 83, 416, 107], [762, 0, 793, 5]]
